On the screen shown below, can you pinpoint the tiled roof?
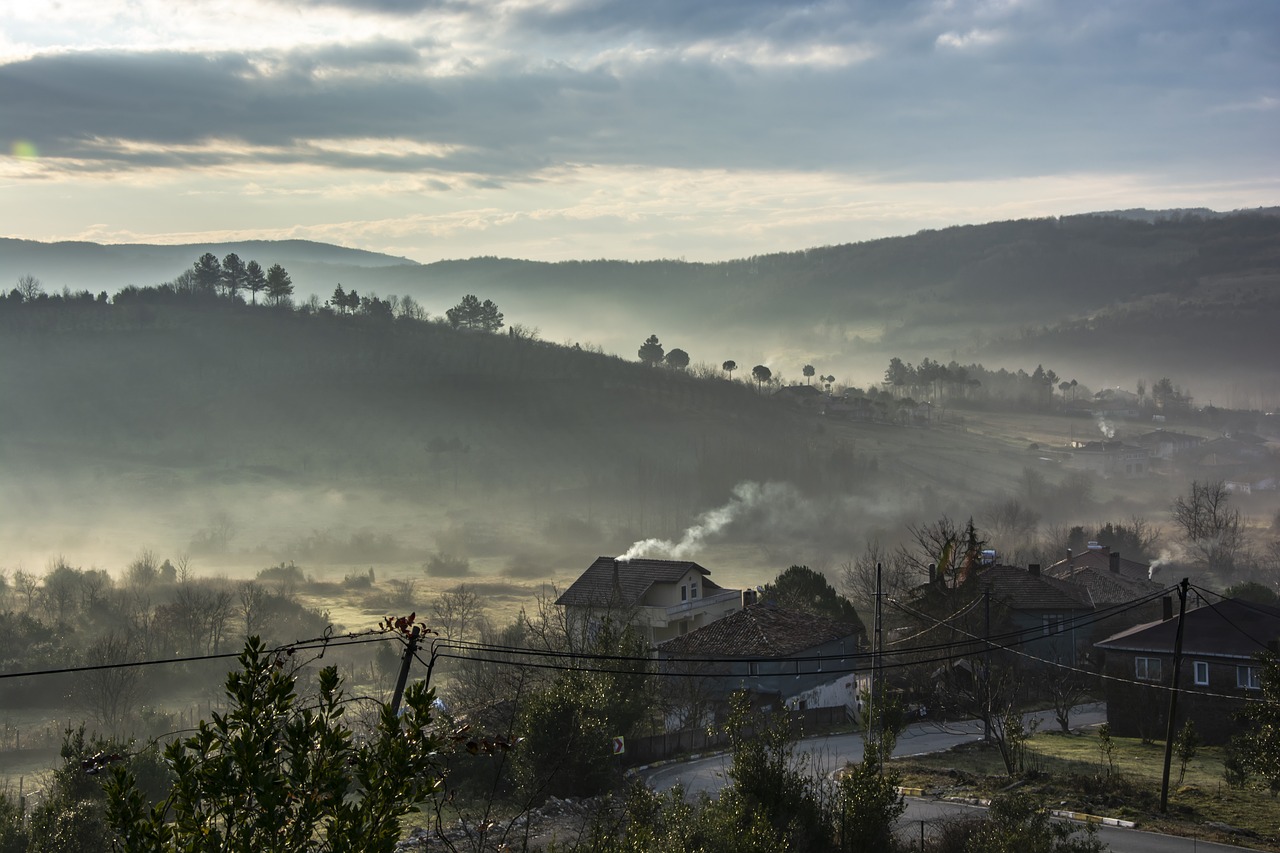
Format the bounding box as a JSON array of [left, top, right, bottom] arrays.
[[656, 604, 860, 658], [1096, 598, 1280, 659], [1047, 564, 1164, 606], [555, 556, 714, 608], [1044, 549, 1151, 584], [970, 565, 1092, 611]]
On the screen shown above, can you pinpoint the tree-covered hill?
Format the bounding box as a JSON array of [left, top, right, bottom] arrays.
[[6, 209, 1275, 405]]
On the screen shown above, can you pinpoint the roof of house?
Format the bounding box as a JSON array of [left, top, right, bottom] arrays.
[[656, 604, 860, 657], [1044, 548, 1152, 584], [1045, 564, 1164, 606], [1095, 597, 1280, 659], [970, 565, 1093, 611], [908, 564, 1092, 613], [555, 556, 718, 608]]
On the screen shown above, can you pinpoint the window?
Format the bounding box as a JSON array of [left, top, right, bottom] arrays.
[[681, 585, 687, 601], [1238, 665, 1261, 690], [690, 582, 698, 599], [1043, 614, 1064, 636], [1135, 657, 1162, 681], [1194, 661, 1209, 686]]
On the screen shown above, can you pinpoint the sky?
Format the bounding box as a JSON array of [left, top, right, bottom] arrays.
[[1, 0, 1277, 263]]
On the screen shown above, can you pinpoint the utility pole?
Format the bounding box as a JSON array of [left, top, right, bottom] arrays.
[[1160, 578, 1190, 813], [872, 562, 884, 749], [390, 626, 421, 717], [983, 589, 992, 743]]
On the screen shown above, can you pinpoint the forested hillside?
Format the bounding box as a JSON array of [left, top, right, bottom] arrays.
[[7, 210, 1278, 407]]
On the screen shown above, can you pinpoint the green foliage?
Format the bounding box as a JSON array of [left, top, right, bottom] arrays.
[[762, 565, 864, 638], [723, 693, 831, 850], [1175, 718, 1200, 786], [22, 727, 169, 853], [105, 637, 445, 852], [966, 792, 1103, 853], [1224, 581, 1280, 607], [1228, 652, 1280, 793], [1097, 723, 1117, 780], [555, 783, 781, 853], [833, 746, 905, 852], [0, 792, 26, 853], [512, 618, 653, 800]]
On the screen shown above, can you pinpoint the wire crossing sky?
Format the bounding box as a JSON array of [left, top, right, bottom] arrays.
[[1, 0, 1276, 262]]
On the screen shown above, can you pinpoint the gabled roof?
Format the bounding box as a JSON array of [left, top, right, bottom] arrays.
[[656, 604, 860, 658], [1044, 549, 1151, 584], [555, 556, 715, 608], [907, 565, 1091, 613], [970, 565, 1093, 611], [1096, 598, 1280, 659], [1046, 564, 1164, 606]]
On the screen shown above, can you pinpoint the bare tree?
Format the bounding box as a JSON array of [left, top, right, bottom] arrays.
[[839, 540, 919, 613], [13, 569, 40, 611], [432, 583, 486, 645], [1171, 480, 1244, 576], [979, 496, 1041, 542], [77, 631, 142, 737], [239, 580, 270, 639], [15, 273, 43, 302], [903, 516, 987, 587]]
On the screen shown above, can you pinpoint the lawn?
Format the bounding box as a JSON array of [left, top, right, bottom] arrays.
[[893, 728, 1280, 850]]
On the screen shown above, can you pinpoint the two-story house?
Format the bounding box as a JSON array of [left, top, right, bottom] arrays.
[[555, 556, 744, 645], [1095, 597, 1280, 743]]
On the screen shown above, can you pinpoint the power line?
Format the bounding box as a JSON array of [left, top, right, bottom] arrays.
[[0, 632, 398, 682]]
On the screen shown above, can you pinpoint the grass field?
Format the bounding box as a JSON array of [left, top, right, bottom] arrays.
[[895, 728, 1280, 849]]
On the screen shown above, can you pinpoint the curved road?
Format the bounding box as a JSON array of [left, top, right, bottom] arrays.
[[640, 705, 1264, 853]]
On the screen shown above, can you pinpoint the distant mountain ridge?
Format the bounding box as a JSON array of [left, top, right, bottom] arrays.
[[0, 237, 415, 294]]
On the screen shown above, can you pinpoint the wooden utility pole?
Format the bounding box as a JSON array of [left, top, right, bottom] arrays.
[[390, 626, 422, 717], [983, 590, 992, 742], [1160, 578, 1190, 813]]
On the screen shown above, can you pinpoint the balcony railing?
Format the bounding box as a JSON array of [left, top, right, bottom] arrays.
[[663, 588, 741, 618]]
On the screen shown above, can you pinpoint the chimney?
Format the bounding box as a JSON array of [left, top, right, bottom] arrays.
[[1109, 552, 1120, 574], [928, 563, 937, 584], [1066, 548, 1073, 567], [1162, 596, 1173, 621], [1028, 563, 1041, 578], [742, 588, 757, 608]]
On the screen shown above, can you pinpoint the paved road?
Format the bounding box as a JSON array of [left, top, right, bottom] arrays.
[[641, 705, 1266, 853], [643, 704, 1108, 796]]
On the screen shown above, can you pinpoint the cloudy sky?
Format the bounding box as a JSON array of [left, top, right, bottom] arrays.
[[1, 0, 1276, 262]]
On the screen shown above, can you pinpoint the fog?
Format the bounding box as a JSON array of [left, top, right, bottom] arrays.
[[1, 215, 1278, 795]]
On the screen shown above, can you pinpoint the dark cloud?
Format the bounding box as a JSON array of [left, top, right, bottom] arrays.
[[2, 1, 1276, 184]]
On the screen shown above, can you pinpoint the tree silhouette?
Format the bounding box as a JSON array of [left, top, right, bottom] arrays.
[[265, 264, 293, 305], [244, 261, 266, 304], [15, 273, 43, 302], [221, 253, 246, 300], [664, 348, 690, 370], [751, 364, 772, 391], [332, 283, 349, 313], [638, 334, 664, 366], [803, 364, 815, 385], [193, 253, 221, 295], [722, 359, 737, 380]]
